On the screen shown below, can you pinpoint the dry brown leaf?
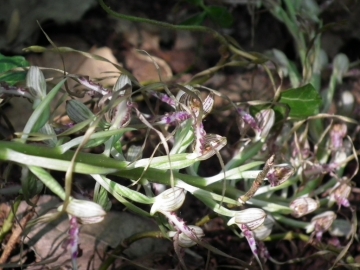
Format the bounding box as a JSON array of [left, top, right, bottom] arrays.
[[125, 48, 172, 83], [72, 47, 122, 87]]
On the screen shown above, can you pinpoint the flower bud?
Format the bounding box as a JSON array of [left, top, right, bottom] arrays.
[[330, 123, 347, 150], [113, 74, 131, 94], [255, 109, 275, 139], [178, 225, 205, 248], [227, 208, 266, 231], [26, 66, 46, 100], [290, 197, 319, 218], [66, 99, 95, 124], [337, 91, 355, 117], [58, 198, 106, 224], [237, 108, 260, 135], [333, 53, 349, 83], [306, 211, 336, 238], [150, 187, 186, 215], [328, 181, 351, 208]]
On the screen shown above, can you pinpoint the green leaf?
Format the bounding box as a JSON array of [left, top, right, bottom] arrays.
[[171, 119, 194, 154], [0, 54, 29, 85], [181, 11, 207, 26], [28, 166, 66, 200], [0, 72, 28, 86], [59, 128, 134, 153], [206, 6, 234, 28], [92, 174, 151, 217], [279, 84, 322, 119], [250, 104, 289, 124]]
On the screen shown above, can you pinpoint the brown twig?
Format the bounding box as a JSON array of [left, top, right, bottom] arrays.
[[0, 195, 39, 268]]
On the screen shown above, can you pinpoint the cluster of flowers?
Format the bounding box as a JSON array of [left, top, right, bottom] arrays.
[[0, 67, 353, 267]]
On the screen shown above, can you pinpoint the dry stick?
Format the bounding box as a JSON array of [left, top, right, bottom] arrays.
[[0, 195, 39, 268], [238, 155, 275, 204]]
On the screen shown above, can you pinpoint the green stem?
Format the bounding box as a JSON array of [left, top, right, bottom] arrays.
[[267, 231, 309, 242], [98, 0, 228, 47]]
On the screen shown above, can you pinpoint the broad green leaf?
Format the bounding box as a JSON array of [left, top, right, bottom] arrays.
[[279, 83, 322, 119], [0, 54, 29, 85], [0, 72, 28, 86], [206, 6, 234, 28]]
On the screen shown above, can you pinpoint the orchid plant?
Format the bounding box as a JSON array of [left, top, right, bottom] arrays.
[[0, 0, 359, 269]]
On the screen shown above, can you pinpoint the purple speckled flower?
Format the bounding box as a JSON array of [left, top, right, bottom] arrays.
[[329, 182, 351, 208], [267, 165, 294, 187], [240, 224, 258, 255], [157, 111, 191, 125], [237, 108, 261, 133], [151, 91, 176, 108]]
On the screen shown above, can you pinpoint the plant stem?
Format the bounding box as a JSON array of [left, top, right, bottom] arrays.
[[98, 0, 228, 47]]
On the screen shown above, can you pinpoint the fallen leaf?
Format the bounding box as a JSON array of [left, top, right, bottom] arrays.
[[125, 48, 173, 83]]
